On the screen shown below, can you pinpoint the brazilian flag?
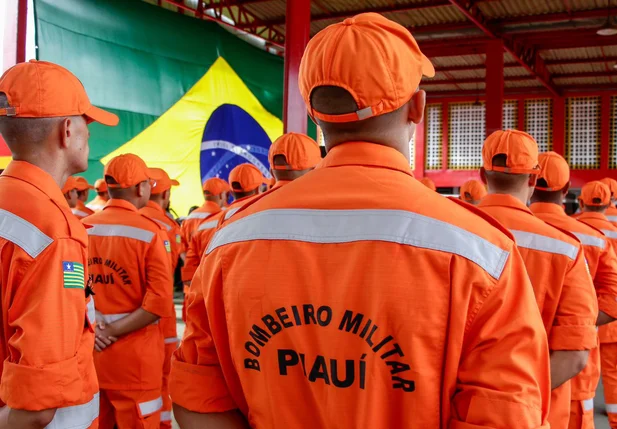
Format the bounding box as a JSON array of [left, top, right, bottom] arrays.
[[34, 0, 315, 215]]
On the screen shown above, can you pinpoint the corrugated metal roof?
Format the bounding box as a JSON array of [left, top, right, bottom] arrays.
[[150, 0, 617, 93]]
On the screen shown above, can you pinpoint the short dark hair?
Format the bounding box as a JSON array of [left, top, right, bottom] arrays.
[[0, 92, 57, 149]]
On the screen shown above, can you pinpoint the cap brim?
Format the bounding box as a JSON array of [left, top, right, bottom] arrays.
[[421, 54, 435, 78], [171, 179, 180, 186], [85, 105, 119, 127]]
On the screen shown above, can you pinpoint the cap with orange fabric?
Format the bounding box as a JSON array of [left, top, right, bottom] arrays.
[[268, 133, 321, 171], [299, 13, 434, 124], [460, 180, 487, 203], [536, 152, 570, 191], [148, 168, 179, 195], [104, 153, 153, 189], [74, 177, 95, 192], [0, 60, 118, 126], [202, 177, 230, 196], [482, 130, 541, 175], [580, 181, 611, 207], [228, 163, 266, 193], [95, 178, 108, 193], [600, 178, 617, 200], [61, 176, 79, 194], [419, 177, 436, 191]]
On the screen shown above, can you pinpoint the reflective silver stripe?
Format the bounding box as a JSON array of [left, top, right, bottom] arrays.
[[160, 411, 172, 422], [224, 207, 240, 220], [197, 220, 218, 232], [45, 392, 99, 429], [572, 232, 606, 249], [164, 337, 179, 344], [187, 212, 212, 220], [139, 396, 163, 416], [0, 209, 53, 258], [86, 298, 96, 326], [166, 212, 175, 220], [72, 209, 90, 218], [607, 216, 617, 222], [87, 224, 154, 243], [511, 230, 579, 260], [602, 230, 617, 239], [607, 403, 617, 413], [101, 312, 159, 325], [207, 209, 510, 280], [583, 398, 594, 412], [153, 219, 172, 231], [101, 313, 130, 324], [86, 204, 105, 211]]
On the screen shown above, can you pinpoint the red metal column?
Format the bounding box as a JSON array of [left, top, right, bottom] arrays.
[[600, 94, 611, 172], [283, 0, 311, 134], [552, 97, 565, 156], [16, 0, 27, 63], [441, 102, 449, 171], [485, 40, 504, 136]]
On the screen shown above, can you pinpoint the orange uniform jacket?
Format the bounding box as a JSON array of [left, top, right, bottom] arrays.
[[85, 199, 173, 390], [140, 200, 182, 343], [0, 161, 99, 427], [73, 200, 95, 220], [479, 195, 598, 428], [182, 196, 258, 284], [87, 195, 108, 212], [579, 212, 617, 343], [606, 205, 617, 227], [181, 201, 222, 245], [171, 142, 551, 428], [531, 202, 617, 400]]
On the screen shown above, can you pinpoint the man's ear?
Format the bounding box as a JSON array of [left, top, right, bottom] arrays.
[[136, 183, 144, 198], [528, 174, 538, 188], [408, 90, 426, 125], [562, 182, 571, 196], [480, 168, 488, 185], [59, 117, 72, 149]]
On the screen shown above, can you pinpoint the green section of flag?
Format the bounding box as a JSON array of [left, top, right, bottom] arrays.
[[63, 262, 85, 289]]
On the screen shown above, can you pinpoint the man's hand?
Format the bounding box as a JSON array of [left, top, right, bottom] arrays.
[[94, 320, 118, 352], [0, 406, 56, 429]]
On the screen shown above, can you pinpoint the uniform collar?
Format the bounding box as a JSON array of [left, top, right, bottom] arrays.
[[76, 200, 89, 211], [317, 142, 413, 177], [579, 212, 609, 222], [3, 160, 69, 209], [478, 193, 533, 215], [200, 200, 221, 212], [272, 180, 291, 190], [529, 202, 565, 216], [145, 200, 165, 214], [104, 198, 139, 212], [230, 194, 257, 208]]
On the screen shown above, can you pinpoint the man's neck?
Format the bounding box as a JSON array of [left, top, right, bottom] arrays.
[[488, 189, 529, 206], [12, 146, 73, 190]]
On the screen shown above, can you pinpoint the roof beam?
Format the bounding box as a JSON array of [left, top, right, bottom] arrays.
[[447, 0, 559, 97], [492, 8, 611, 26], [240, 0, 452, 27], [545, 56, 617, 65], [434, 63, 522, 72]]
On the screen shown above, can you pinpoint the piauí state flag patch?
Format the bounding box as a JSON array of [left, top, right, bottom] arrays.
[[63, 261, 85, 289]]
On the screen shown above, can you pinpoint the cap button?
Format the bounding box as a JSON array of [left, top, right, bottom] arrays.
[[343, 18, 355, 26]]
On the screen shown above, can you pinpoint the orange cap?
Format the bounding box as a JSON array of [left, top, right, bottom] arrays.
[[0, 60, 118, 126], [61, 176, 79, 194], [148, 168, 179, 194], [268, 133, 321, 171], [104, 154, 152, 189], [229, 163, 266, 193], [482, 130, 541, 175], [202, 177, 230, 195], [94, 178, 108, 192], [600, 178, 617, 200], [580, 181, 612, 207], [419, 177, 436, 191], [536, 152, 570, 191], [299, 13, 434, 124], [74, 177, 95, 191], [460, 180, 487, 202]]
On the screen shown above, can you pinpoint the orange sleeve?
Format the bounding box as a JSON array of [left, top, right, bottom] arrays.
[[143, 230, 174, 317], [549, 248, 598, 351], [594, 241, 617, 319], [0, 240, 90, 410], [451, 247, 550, 429], [181, 233, 202, 283], [170, 249, 237, 413]]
